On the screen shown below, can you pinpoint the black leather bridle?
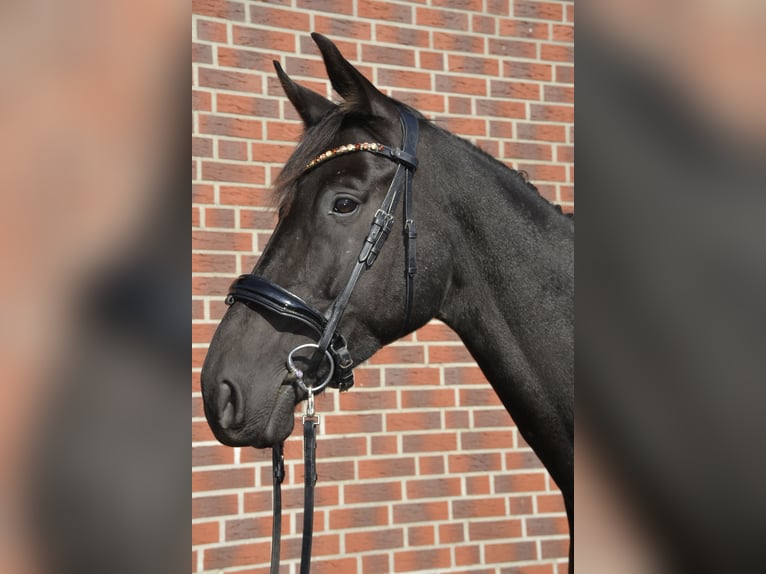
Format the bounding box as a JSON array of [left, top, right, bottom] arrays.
[[224, 108, 420, 574]]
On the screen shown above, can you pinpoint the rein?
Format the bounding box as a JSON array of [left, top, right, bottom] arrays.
[[226, 108, 420, 573]]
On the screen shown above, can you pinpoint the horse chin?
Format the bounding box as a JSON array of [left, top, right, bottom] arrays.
[[250, 382, 297, 449]]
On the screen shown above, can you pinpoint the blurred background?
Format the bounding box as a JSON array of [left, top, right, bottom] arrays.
[[0, 1, 763, 573], [576, 0, 766, 572], [0, 1, 188, 573]]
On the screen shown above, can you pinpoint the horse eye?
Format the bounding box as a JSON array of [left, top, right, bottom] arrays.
[[332, 197, 358, 214]]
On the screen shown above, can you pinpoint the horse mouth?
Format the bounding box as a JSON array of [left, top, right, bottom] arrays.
[[205, 374, 298, 449]]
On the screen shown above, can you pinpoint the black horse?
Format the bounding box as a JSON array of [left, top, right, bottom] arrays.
[[201, 33, 573, 570]]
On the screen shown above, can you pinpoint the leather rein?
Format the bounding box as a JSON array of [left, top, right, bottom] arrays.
[[224, 108, 420, 573]]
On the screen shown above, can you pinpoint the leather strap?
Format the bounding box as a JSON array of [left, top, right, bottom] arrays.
[[299, 417, 319, 574], [269, 443, 285, 574]]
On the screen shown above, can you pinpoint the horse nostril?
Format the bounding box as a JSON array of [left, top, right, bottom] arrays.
[[216, 381, 240, 429]]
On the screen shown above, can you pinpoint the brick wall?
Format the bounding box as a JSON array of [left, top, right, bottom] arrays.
[[192, 1, 573, 572]]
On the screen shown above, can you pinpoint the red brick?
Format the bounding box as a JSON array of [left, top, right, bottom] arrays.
[[192, 494, 238, 518], [448, 452, 503, 474], [544, 84, 574, 104], [369, 344, 424, 365], [193, 275, 235, 297], [469, 518, 523, 540], [537, 492, 566, 513], [220, 187, 274, 208], [455, 544, 482, 566], [329, 505, 388, 529], [401, 388, 455, 408], [465, 474, 491, 495], [199, 115, 263, 139], [265, 120, 303, 143], [505, 60, 553, 82], [501, 18, 550, 39], [192, 230, 254, 252], [334, 389, 397, 411], [394, 546, 451, 572], [193, 136, 213, 158], [378, 69, 432, 92], [196, 18, 227, 43], [324, 412, 383, 434], [346, 528, 404, 552], [198, 67, 262, 93], [345, 481, 402, 504], [408, 524, 435, 546], [402, 432, 458, 453], [216, 47, 274, 71], [193, 521, 219, 545], [204, 207, 236, 228], [358, 0, 413, 23], [386, 411, 441, 432], [473, 13, 497, 34], [541, 537, 569, 558], [376, 23, 429, 47], [459, 387, 502, 407], [314, 15, 372, 40], [491, 79, 541, 100], [494, 471, 548, 493], [448, 54, 501, 76], [488, 38, 537, 59], [406, 477, 461, 499], [517, 122, 567, 142], [359, 457, 416, 479], [461, 428, 515, 450], [249, 5, 310, 30], [362, 554, 390, 572], [514, 0, 563, 21], [433, 31, 484, 53], [232, 26, 295, 52], [393, 501, 449, 524], [419, 51, 444, 71], [505, 142, 553, 161], [192, 467, 255, 492], [193, 42, 213, 65], [541, 43, 573, 63], [204, 541, 271, 570], [217, 139, 247, 161], [485, 540, 537, 563], [444, 366, 487, 386], [439, 522, 465, 543], [192, 90, 212, 112], [556, 64, 574, 84], [192, 0, 245, 21], [527, 515, 569, 536], [516, 161, 568, 182], [506, 450, 545, 470], [362, 45, 416, 68], [435, 74, 486, 97], [192, 322, 217, 344], [416, 7, 469, 30], [391, 91, 445, 114], [433, 0, 483, 11]]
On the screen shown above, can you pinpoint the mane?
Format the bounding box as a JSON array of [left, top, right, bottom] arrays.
[[434, 123, 574, 223], [272, 101, 573, 222]]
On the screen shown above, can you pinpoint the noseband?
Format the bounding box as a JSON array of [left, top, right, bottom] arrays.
[[225, 108, 420, 393], [223, 109, 419, 574]]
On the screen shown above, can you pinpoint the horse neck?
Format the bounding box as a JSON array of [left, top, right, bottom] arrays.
[[423, 125, 574, 481]]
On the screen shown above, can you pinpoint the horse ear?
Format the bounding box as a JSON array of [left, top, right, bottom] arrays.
[[311, 32, 398, 119], [274, 61, 336, 127]]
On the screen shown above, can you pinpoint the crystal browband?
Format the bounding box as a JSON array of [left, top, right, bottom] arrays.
[[305, 142, 390, 170]]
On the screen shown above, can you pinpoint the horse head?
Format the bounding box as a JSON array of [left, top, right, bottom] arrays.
[[201, 34, 450, 448]]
